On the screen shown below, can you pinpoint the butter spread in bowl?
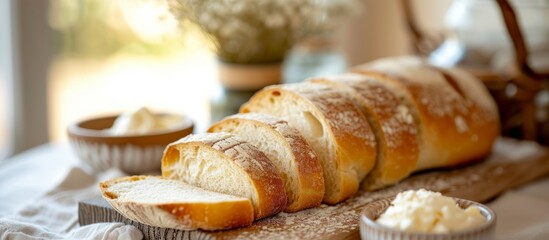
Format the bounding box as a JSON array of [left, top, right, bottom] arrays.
[[360, 189, 496, 240], [109, 107, 184, 135], [376, 189, 486, 233]]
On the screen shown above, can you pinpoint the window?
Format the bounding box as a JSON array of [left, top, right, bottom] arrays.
[[0, 0, 14, 160], [47, 0, 215, 142]]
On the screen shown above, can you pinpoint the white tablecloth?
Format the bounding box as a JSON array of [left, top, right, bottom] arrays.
[[0, 144, 142, 239], [0, 143, 548, 239]]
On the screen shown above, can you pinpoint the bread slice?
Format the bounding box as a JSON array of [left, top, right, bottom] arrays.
[[161, 132, 287, 220], [309, 73, 420, 190], [352, 56, 499, 170], [240, 83, 377, 204], [208, 113, 325, 212], [99, 176, 254, 230]]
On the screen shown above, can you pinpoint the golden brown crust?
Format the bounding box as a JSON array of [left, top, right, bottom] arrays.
[[428, 66, 500, 165], [157, 201, 253, 231], [351, 57, 499, 170], [161, 133, 287, 220], [310, 74, 420, 190], [208, 113, 325, 212], [99, 176, 254, 231], [241, 83, 377, 204]]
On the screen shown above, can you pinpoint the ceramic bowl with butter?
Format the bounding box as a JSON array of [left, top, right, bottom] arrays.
[[67, 109, 193, 174], [360, 189, 496, 240]]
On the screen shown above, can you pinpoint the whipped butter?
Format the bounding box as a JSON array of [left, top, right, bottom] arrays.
[[109, 107, 183, 135], [376, 189, 486, 233]]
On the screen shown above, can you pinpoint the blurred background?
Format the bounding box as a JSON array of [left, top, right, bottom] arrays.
[[5, 0, 541, 161]]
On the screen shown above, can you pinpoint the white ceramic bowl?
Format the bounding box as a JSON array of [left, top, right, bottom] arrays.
[[360, 197, 496, 240], [67, 114, 193, 174]]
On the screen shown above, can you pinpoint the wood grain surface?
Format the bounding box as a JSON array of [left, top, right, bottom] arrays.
[[79, 138, 549, 240]]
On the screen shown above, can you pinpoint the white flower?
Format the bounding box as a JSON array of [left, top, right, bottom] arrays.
[[220, 20, 242, 38], [169, 0, 361, 62], [264, 14, 285, 28], [232, 1, 247, 14]]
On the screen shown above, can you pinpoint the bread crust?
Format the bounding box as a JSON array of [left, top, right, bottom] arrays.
[[429, 66, 500, 164], [352, 57, 499, 170], [310, 74, 420, 190], [99, 176, 254, 231], [241, 83, 377, 204], [161, 133, 287, 220], [208, 113, 325, 212]]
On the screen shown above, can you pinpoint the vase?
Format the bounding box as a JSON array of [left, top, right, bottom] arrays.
[[283, 30, 347, 84], [210, 62, 282, 123]]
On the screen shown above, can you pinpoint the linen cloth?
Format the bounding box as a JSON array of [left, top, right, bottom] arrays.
[[489, 176, 549, 240], [0, 144, 142, 240]]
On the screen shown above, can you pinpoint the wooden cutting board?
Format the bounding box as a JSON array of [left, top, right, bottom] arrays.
[[78, 138, 549, 240]]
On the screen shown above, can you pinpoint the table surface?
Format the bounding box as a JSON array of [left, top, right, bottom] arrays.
[[1, 141, 549, 239]]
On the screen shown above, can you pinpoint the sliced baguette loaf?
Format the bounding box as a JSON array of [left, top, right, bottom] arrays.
[[99, 176, 254, 230], [208, 113, 325, 212], [309, 73, 420, 190], [240, 83, 377, 204], [161, 132, 287, 220], [352, 57, 499, 170]]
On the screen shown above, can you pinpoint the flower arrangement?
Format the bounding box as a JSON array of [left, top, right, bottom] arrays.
[[167, 0, 360, 122], [168, 0, 359, 64]]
